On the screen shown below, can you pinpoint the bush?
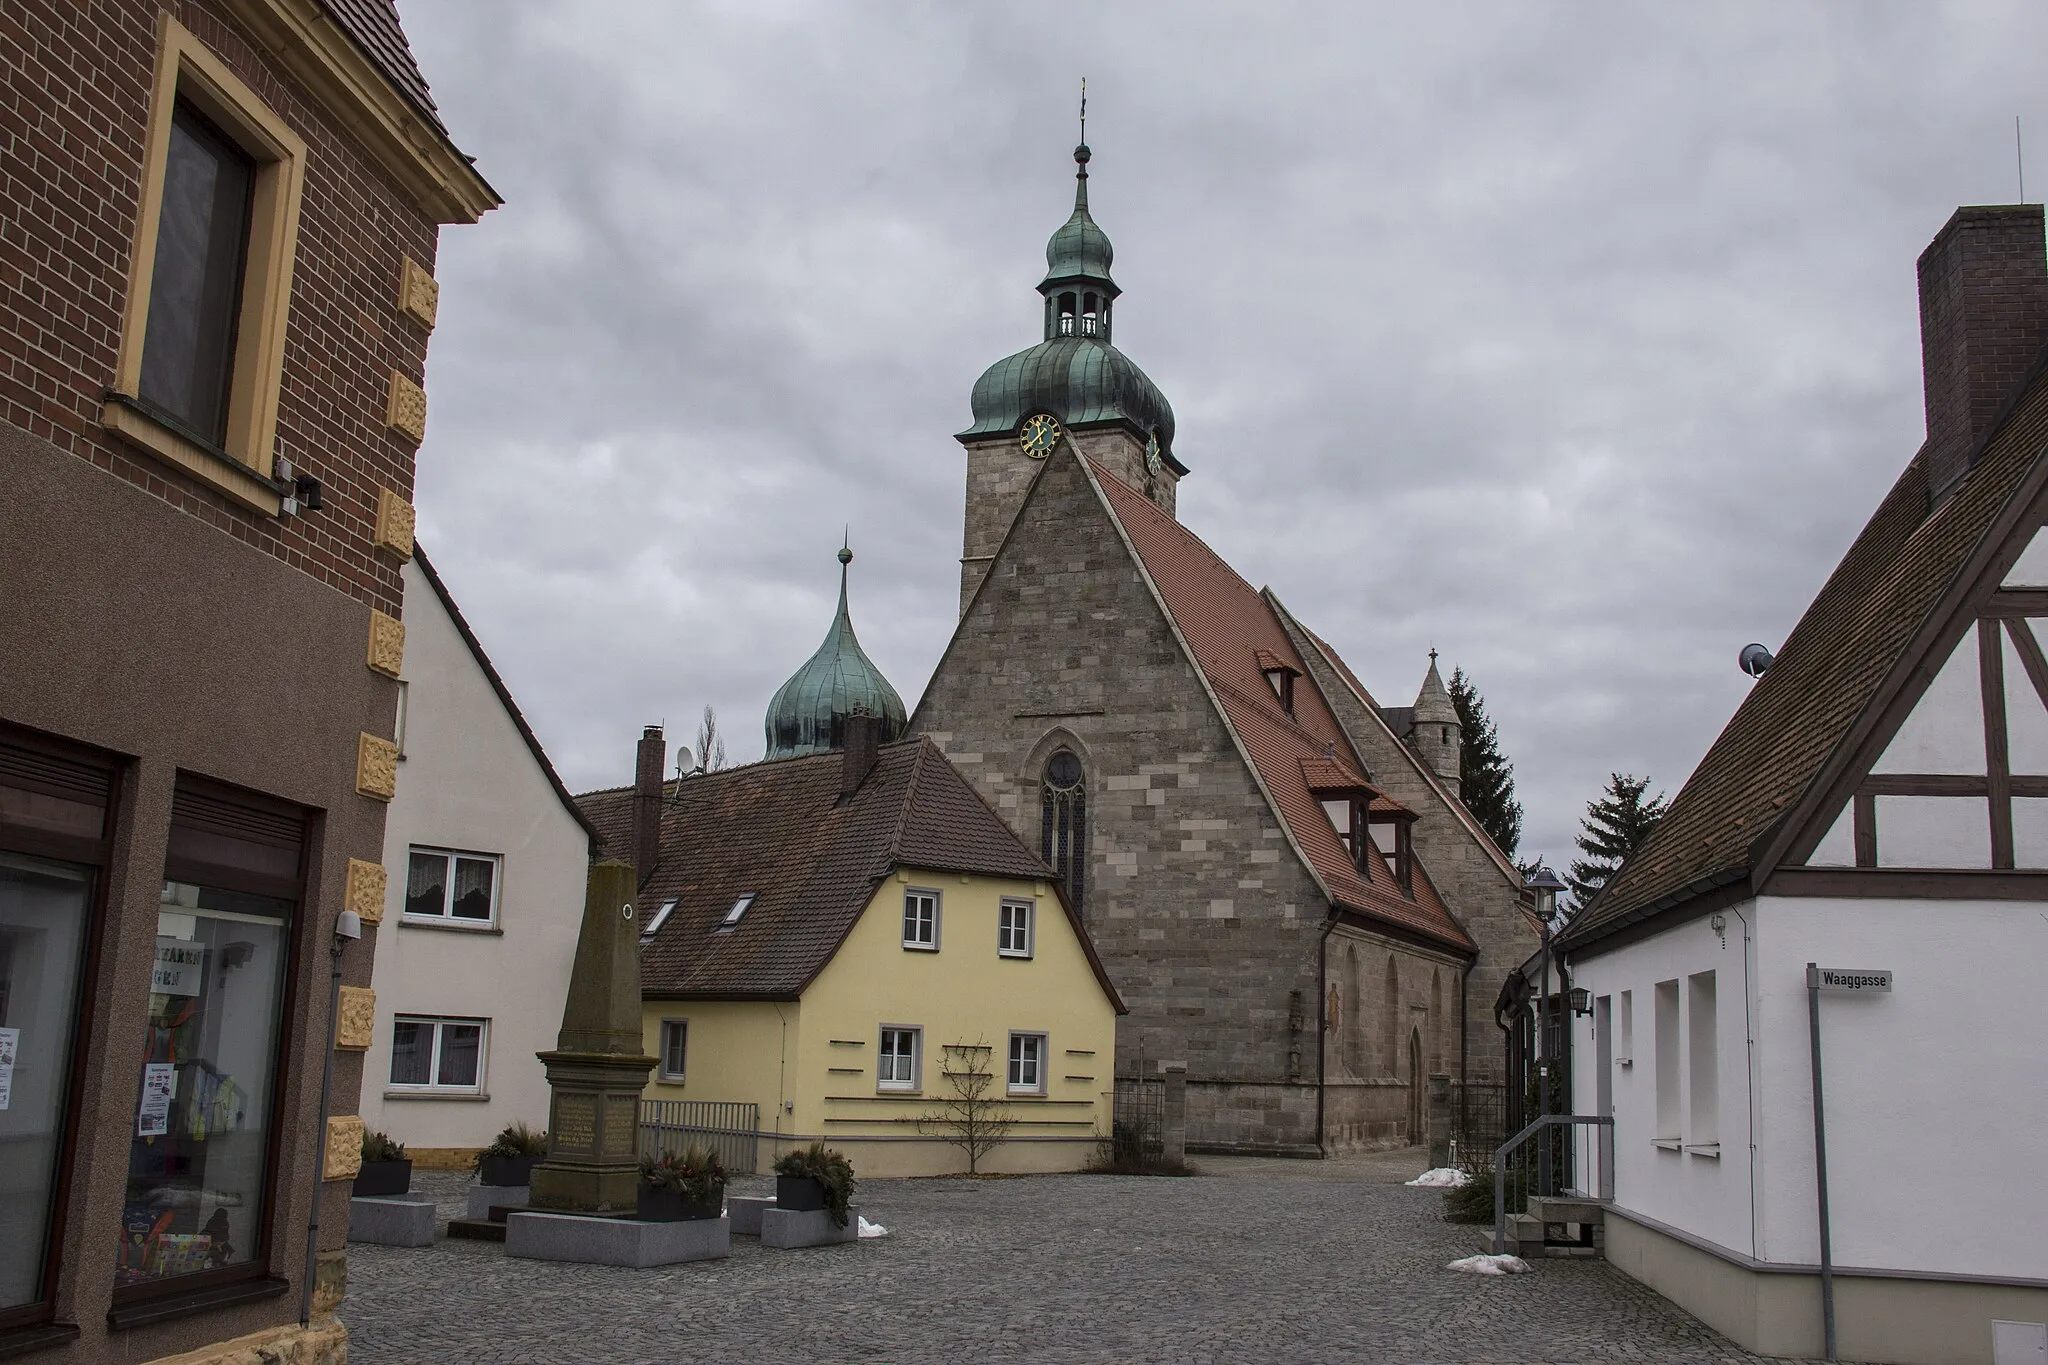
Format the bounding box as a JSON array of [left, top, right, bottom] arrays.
[[361, 1130, 406, 1163], [472, 1120, 548, 1174], [1084, 1141, 1197, 1178], [640, 1144, 726, 1204], [1442, 1162, 1530, 1224], [774, 1141, 856, 1228]]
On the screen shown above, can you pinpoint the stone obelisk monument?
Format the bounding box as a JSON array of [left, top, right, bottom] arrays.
[[528, 860, 656, 1214]]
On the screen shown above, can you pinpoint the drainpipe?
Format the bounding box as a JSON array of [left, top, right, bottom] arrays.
[[1456, 954, 1476, 1152], [1315, 913, 1336, 1152]]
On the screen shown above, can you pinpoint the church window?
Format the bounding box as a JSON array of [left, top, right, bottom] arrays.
[[1041, 750, 1087, 913]]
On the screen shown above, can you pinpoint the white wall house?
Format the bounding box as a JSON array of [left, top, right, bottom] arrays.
[[359, 550, 594, 1159], [1559, 206, 2048, 1365]]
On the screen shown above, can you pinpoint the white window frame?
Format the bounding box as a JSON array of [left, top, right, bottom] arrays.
[[388, 1015, 488, 1094], [902, 888, 940, 951], [998, 898, 1035, 958], [658, 1017, 687, 1081], [877, 1026, 921, 1092], [403, 845, 502, 927], [1007, 1031, 1047, 1096], [642, 898, 677, 942]]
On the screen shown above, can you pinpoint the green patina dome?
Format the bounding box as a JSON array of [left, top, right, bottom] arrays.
[[763, 546, 907, 760], [958, 142, 1176, 454]]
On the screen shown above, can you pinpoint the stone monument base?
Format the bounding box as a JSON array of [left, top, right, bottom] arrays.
[[504, 1210, 730, 1267], [761, 1206, 859, 1249], [347, 1195, 438, 1247]]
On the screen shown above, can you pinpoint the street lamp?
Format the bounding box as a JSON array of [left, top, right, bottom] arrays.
[[301, 909, 362, 1327], [1524, 865, 1567, 1120]]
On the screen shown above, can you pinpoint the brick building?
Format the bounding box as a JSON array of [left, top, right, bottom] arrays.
[[0, 3, 492, 1360], [914, 143, 1537, 1155]]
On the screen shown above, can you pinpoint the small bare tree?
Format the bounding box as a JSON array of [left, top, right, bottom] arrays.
[[916, 1039, 1017, 1175], [695, 704, 729, 773]]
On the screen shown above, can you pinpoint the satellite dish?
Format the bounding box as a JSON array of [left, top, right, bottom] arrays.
[[1739, 643, 1775, 678]]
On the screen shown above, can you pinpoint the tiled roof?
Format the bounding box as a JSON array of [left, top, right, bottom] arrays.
[[1564, 353, 2048, 947], [576, 738, 1124, 1008], [317, 0, 444, 132], [1087, 460, 1474, 952]]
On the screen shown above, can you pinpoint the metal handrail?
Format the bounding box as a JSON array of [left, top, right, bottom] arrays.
[[1492, 1113, 1615, 1254]]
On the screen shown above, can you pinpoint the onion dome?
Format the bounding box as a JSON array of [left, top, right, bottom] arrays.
[[958, 142, 1177, 460], [763, 545, 907, 760]]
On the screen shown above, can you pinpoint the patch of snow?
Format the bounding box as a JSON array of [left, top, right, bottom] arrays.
[[1446, 1253, 1529, 1276], [1405, 1167, 1471, 1188], [857, 1216, 888, 1239]]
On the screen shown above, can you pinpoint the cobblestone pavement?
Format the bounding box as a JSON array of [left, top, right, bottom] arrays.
[[345, 1152, 1784, 1364]]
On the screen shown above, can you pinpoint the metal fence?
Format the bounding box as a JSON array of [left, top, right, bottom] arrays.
[[639, 1100, 760, 1174], [1451, 1082, 1508, 1169], [1111, 1074, 1163, 1159]]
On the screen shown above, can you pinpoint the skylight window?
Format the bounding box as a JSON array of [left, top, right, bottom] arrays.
[[717, 894, 755, 931], [640, 898, 677, 942]]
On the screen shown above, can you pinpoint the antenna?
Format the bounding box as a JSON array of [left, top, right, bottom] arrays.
[[1079, 77, 1087, 146], [2019, 116, 2027, 204]]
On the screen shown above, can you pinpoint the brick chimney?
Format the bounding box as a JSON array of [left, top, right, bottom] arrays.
[[1917, 205, 2048, 502], [841, 713, 881, 798], [633, 724, 664, 888]]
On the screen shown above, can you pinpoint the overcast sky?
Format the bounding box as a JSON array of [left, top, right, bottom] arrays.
[[399, 1, 2048, 869]]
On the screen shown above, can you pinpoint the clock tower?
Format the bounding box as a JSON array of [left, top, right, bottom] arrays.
[[955, 141, 1185, 613]]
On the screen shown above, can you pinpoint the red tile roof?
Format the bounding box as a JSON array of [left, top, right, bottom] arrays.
[[1087, 460, 1474, 951]]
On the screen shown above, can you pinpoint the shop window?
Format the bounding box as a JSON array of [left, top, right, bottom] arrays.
[[404, 847, 500, 925], [106, 15, 308, 515], [0, 729, 114, 1327], [388, 1016, 486, 1093], [116, 779, 302, 1297]]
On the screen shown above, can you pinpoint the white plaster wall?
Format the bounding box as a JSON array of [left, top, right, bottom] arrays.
[[359, 561, 591, 1149], [2002, 628, 2048, 774], [1871, 634, 1983, 775], [1749, 896, 2047, 1278], [2001, 527, 2048, 585], [1568, 909, 1757, 1262], [1807, 804, 1855, 866], [1875, 794, 1990, 867]]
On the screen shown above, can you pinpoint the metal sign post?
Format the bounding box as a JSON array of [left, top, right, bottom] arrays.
[[1805, 964, 1891, 1364]]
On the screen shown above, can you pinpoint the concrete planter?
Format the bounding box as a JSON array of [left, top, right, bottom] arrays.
[[775, 1175, 826, 1211], [505, 1210, 730, 1267], [761, 1205, 859, 1249], [479, 1154, 544, 1187], [636, 1186, 723, 1222], [352, 1160, 412, 1198]]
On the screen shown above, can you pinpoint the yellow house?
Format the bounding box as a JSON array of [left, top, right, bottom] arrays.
[[578, 727, 1125, 1176]]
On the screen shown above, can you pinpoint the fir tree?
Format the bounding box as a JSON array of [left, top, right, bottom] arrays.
[[1567, 773, 1669, 908], [1449, 667, 1521, 861]]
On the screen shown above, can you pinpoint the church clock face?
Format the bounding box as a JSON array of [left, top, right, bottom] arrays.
[[1145, 431, 1162, 474], [1019, 413, 1062, 459]]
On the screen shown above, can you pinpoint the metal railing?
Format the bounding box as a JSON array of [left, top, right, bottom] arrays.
[[639, 1099, 760, 1174], [1492, 1113, 1614, 1254]]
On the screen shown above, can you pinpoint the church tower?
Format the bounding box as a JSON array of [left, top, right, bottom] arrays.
[[1410, 650, 1462, 797], [955, 140, 1186, 612]]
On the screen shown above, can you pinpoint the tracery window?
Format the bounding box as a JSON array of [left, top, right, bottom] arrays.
[[1040, 749, 1087, 913]]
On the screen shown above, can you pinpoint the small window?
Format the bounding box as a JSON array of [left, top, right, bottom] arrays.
[[1654, 979, 1680, 1142], [1617, 989, 1634, 1064], [716, 893, 754, 931], [878, 1026, 921, 1091], [642, 898, 677, 941], [404, 847, 500, 925], [903, 889, 939, 950], [999, 899, 1034, 958], [658, 1019, 687, 1080], [1688, 972, 1718, 1149], [1007, 1032, 1046, 1095], [389, 1016, 486, 1093]]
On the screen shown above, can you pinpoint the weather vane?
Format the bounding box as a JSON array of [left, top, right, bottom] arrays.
[[1080, 77, 1087, 146]]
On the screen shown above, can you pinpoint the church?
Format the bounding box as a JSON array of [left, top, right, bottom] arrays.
[[904, 140, 1540, 1155]]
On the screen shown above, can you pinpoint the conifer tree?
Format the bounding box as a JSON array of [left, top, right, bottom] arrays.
[[1567, 773, 1669, 908], [1449, 668, 1521, 861]]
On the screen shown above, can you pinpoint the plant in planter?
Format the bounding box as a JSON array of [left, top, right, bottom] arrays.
[[637, 1144, 726, 1222], [354, 1131, 411, 1197], [473, 1121, 548, 1187], [772, 1141, 855, 1228]]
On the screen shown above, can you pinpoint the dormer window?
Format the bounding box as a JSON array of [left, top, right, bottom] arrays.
[[715, 893, 754, 932], [1254, 651, 1301, 718], [1321, 797, 1373, 879]]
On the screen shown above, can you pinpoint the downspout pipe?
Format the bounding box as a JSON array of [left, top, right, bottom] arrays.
[[1316, 914, 1335, 1152], [1457, 954, 1476, 1153]]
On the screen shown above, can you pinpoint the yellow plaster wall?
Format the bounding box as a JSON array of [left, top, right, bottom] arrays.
[[638, 870, 1118, 1177]]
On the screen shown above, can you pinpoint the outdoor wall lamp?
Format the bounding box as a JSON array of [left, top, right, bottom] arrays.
[[1569, 986, 1592, 1018]]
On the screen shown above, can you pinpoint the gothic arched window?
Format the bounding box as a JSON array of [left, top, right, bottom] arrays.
[[1041, 749, 1087, 913]]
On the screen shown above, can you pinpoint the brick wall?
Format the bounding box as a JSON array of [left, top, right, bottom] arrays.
[[0, 0, 439, 620]]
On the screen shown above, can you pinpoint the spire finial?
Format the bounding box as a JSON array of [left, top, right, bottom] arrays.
[[1429, 646, 1438, 665], [839, 526, 851, 566], [1074, 77, 1091, 183], [1079, 77, 1087, 149]]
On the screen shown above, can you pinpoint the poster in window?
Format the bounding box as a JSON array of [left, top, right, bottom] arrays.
[[137, 1062, 174, 1137], [153, 938, 206, 996], [0, 1026, 16, 1111]]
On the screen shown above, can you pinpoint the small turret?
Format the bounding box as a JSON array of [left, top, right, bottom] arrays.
[[763, 544, 907, 759], [1411, 650, 1461, 797]]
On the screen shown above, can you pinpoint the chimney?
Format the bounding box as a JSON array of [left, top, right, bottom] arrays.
[[633, 724, 664, 888], [1917, 205, 2048, 501], [841, 713, 881, 798]]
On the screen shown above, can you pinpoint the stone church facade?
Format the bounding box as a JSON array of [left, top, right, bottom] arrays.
[[911, 142, 1537, 1155]]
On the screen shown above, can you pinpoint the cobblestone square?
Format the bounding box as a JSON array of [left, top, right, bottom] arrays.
[[345, 1152, 1780, 1364]]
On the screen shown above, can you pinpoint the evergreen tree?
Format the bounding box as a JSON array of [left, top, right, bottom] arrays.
[[1567, 773, 1669, 908], [1449, 668, 1521, 861]]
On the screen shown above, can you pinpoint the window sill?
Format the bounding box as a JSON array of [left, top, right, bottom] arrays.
[[107, 1275, 287, 1331], [384, 1089, 490, 1101], [656, 1073, 686, 1084], [998, 951, 1034, 961], [0, 1323, 81, 1359], [901, 943, 938, 953], [1686, 1143, 1722, 1159], [1651, 1138, 1682, 1151], [101, 391, 281, 516], [876, 1088, 921, 1097], [399, 916, 503, 935]]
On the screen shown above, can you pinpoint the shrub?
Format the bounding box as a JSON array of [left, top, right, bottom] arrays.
[[361, 1130, 406, 1163], [640, 1144, 726, 1204], [1442, 1162, 1530, 1224], [1084, 1141, 1197, 1178], [774, 1141, 856, 1227], [472, 1120, 548, 1174]]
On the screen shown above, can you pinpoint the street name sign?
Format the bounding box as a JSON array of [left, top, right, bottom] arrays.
[[1807, 966, 1892, 994]]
